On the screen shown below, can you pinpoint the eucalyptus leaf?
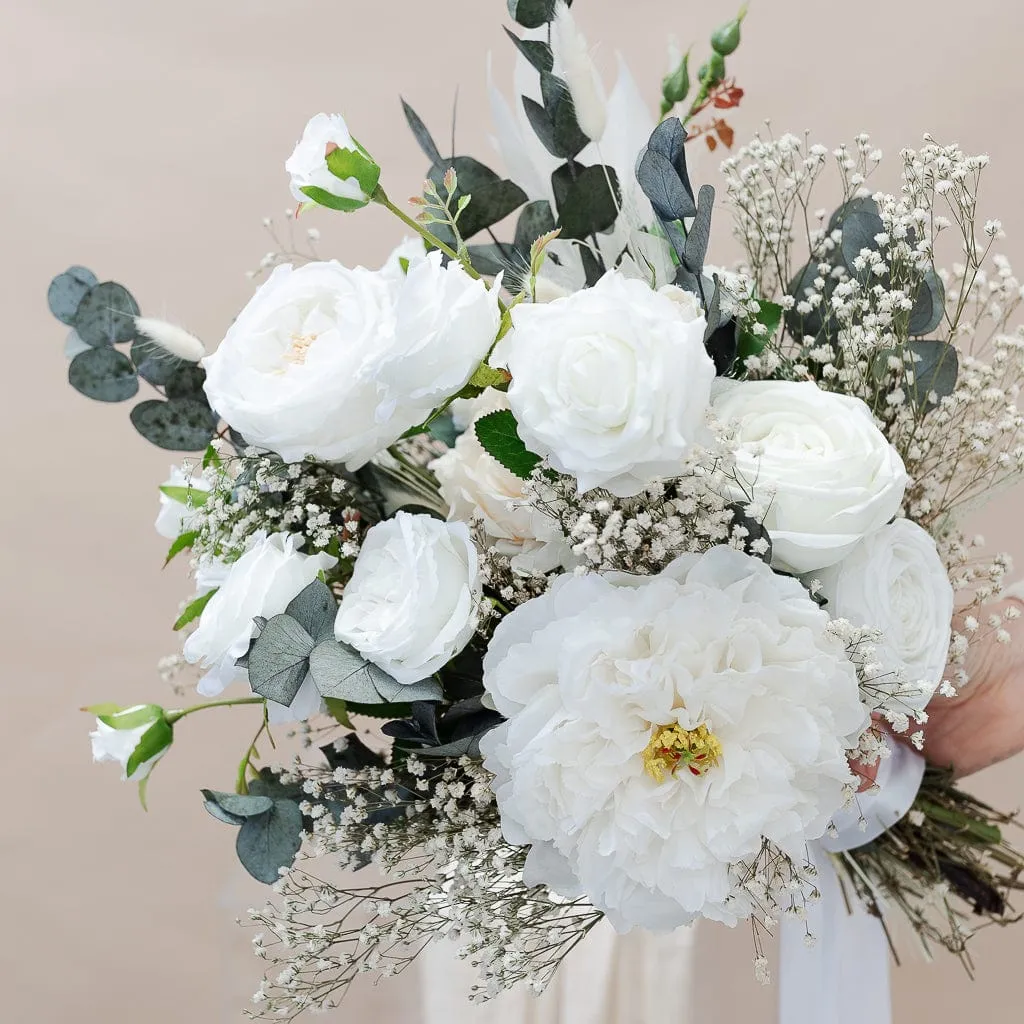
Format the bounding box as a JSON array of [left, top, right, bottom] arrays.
[[309, 640, 443, 704], [426, 156, 527, 240], [131, 336, 177, 386], [636, 149, 697, 223], [504, 28, 554, 73], [235, 799, 304, 884], [414, 735, 487, 759], [130, 398, 218, 451], [73, 281, 140, 347], [908, 268, 945, 336], [401, 99, 442, 165], [201, 789, 274, 824], [908, 340, 959, 410], [248, 614, 315, 707], [165, 364, 207, 400], [284, 579, 338, 644], [551, 164, 621, 241], [682, 184, 715, 276], [68, 346, 139, 403], [507, 0, 560, 29], [830, 197, 884, 270], [48, 266, 98, 324], [474, 409, 542, 479], [514, 200, 557, 254], [466, 243, 516, 277], [643, 118, 693, 203]]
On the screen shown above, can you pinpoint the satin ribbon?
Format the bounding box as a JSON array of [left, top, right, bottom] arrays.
[[778, 740, 925, 1024]]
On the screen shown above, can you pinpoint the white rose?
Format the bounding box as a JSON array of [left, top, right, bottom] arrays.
[[379, 237, 428, 282], [90, 708, 169, 782], [431, 391, 574, 576], [335, 512, 481, 685], [712, 380, 908, 574], [155, 465, 210, 540], [203, 255, 499, 468], [815, 518, 954, 711], [285, 113, 379, 210], [495, 270, 716, 497], [183, 532, 337, 720], [481, 545, 867, 931]]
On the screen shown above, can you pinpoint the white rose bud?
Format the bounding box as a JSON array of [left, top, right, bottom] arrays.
[[286, 113, 380, 211], [815, 518, 954, 710], [183, 532, 337, 719], [89, 704, 172, 782], [335, 512, 482, 685], [155, 466, 211, 540], [712, 380, 908, 574], [495, 270, 716, 497]]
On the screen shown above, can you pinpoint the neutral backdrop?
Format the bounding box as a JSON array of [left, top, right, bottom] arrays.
[[4, 1, 1024, 1021]]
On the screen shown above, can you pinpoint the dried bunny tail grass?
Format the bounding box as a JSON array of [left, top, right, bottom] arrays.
[[550, 2, 606, 143], [134, 317, 206, 362]]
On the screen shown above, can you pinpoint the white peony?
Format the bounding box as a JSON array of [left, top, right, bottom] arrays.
[[481, 545, 867, 931], [495, 271, 716, 497], [155, 465, 210, 540], [711, 380, 908, 574], [815, 518, 954, 711], [90, 710, 168, 782], [285, 113, 379, 209], [335, 512, 481, 685], [182, 532, 337, 720], [431, 391, 574, 576], [202, 255, 499, 468]]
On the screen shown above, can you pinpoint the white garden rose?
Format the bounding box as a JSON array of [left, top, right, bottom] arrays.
[[155, 465, 210, 540], [481, 545, 867, 931], [182, 532, 337, 720], [711, 380, 908, 574], [90, 708, 169, 782], [815, 518, 954, 711], [335, 512, 481, 685], [203, 255, 499, 468], [430, 391, 574, 576], [495, 270, 716, 497], [285, 113, 379, 210]]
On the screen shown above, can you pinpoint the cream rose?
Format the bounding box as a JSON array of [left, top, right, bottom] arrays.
[[712, 380, 908, 574], [815, 518, 954, 711], [334, 512, 482, 685], [495, 270, 716, 497]]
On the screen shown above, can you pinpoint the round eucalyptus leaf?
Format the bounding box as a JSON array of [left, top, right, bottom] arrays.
[[68, 346, 140, 403], [64, 329, 91, 361], [235, 799, 304, 884], [73, 281, 140, 347], [130, 398, 218, 451], [165, 363, 207, 400], [131, 336, 177, 385], [47, 266, 98, 324]]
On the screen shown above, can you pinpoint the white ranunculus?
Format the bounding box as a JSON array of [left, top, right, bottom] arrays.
[[155, 465, 211, 540], [431, 391, 574, 576], [815, 518, 954, 711], [495, 271, 716, 497], [481, 545, 867, 932], [712, 380, 908, 574], [285, 113, 378, 209], [335, 512, 481, 685], [203, 255, 499, 468], [90, 712, 168, 782], [182, 532, 337, 720]]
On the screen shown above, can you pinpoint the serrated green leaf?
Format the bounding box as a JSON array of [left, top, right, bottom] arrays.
[[174, 588, 217, 631], [164, 530, 198, 566], [474, 409, 541, 479], [324, 697, 354, 728]]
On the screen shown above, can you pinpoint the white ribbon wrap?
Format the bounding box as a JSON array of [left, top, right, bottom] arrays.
[[779, 740, 925, 1024]]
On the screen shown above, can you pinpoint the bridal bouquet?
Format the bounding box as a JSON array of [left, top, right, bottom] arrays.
[[53, 1, 1024, 1017]]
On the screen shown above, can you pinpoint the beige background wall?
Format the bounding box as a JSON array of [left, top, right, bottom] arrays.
[[3, 1, 1023, 1021]]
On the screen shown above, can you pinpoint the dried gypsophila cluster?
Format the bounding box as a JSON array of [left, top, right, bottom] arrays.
[[245, 753, 602, 1019]]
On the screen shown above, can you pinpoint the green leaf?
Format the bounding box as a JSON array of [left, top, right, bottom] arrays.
[[164, 363, 207, 400], [247, 614, 316, 707], [125, 717, 173, 779], [908, 268, 945, 337], [474, 409, 542, 479], [551, 163, 621, 241], [325, 145, 381, 199], [908, 340, 959, 410], [68, 346, 139, 403], [308, 640, 442, 704], [84, 702, 123, 717], [467, 362, 512, 390], [324, 697, 354, 729], [503, 28, 554, 73], [427, 156, 527, 241], [401, 98, 442, 165], [72, 281, 140, 347], [235, 799, 304, 884], [201, 789, 274, 825], [507, 0, 559, 28], [174, 588, 217, 631], [131, 398, 218, 452], [164, 530, 198, 566], [284, 579, 338, 645], [159, 484, 209, 507], [48, 266, 97, 324], [97, 704, 163, 730], [202, 443, 221, 469], [299, 185, 371, 213], [736, 300, 783, 364]]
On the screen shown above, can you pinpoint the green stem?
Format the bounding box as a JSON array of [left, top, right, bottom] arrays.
[[235, 708, 271, 796], [166, 696, 265, 725], [372, 186, 481, 280]]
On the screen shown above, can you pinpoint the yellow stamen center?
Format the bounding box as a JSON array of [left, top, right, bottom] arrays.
[[282, 332, 317, 366], [642, 722, 723, 783]]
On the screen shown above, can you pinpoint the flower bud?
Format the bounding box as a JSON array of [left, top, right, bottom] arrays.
[[286, 113, 381, 213], [88, 703, 173, 783], [699, 51, 727, 87], [661, 51, 691, 113], [711, 6, 747, 56]]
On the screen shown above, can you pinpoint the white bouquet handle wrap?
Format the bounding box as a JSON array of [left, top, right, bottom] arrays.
[[779, 740, 926, 1024]]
